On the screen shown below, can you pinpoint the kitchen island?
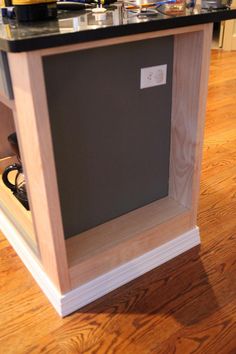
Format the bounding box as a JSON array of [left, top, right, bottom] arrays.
[[0, 3, 236, 316]]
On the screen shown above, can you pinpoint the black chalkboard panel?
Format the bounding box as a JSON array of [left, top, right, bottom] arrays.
[[43, 36, 173, 238]]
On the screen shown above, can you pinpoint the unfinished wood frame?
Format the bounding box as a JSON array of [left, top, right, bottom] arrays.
[[66, 23, 213, 287], [8, 52, 71, 293], [169, 24, 213, 223], [0, 23, 212, 296]]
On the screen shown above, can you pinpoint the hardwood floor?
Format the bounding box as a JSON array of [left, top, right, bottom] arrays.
[[0, 49, 236, 354]]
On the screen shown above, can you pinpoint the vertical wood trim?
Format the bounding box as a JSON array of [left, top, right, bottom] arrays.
[[8, 52, 71, 293], [169, 23, 213, 224], [222, 19, 235, 51], [190, 23, 213, 223], [222, 0, 236, 50]]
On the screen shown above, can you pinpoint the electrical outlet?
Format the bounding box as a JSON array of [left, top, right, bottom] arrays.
[[140, 64, 167, 89]]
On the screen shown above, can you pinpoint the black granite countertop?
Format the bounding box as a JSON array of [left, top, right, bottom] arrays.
[[0, 3, 236, 52]]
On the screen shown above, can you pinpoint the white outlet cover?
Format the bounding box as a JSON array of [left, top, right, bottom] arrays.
[[140, 64, 167, 89]]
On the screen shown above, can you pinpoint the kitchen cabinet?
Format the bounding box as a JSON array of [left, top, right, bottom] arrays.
[[0, 5, 236, 316]]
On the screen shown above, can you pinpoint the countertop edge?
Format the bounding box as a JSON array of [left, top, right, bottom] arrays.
[[1, 8, 236, 53]]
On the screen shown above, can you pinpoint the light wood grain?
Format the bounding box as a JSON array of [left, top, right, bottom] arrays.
[[169, 23, 213, 226], [68, 197, 186, 264], [6, 25, 211, 293], [0, 171, 36, 246], [39, 24, 208, 57], [0, 49, 236, 354], [222, 0, 236, 51], [0, 155, 17, 171], [8, 52, 71, 293], [67, 197, 191, 286], [0, 101, 15, 158], [66, 26, 212, 286], [0, 92, 15, 110]]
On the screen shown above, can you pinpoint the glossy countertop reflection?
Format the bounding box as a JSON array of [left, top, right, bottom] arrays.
[[0, 3, 236, 52]]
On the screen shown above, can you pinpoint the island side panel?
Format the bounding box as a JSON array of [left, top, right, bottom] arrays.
[[43, 36, 174, 239]]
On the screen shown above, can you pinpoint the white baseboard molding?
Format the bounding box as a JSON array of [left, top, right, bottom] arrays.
[[0, 209, 62, 314], [60, 227, 200, 316], [0, 208, 200, 317]]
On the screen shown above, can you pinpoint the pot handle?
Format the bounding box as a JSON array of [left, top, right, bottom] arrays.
[[2, 163, 21, 192]]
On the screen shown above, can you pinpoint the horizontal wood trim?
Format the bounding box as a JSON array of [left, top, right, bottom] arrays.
[[63, 227, 200, 316], [39, 24, 207, 57], [67, 197, 192, 286], [0, 156, 17, 171]]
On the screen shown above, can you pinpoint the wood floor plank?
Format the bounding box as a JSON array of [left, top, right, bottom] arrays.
[[0, 49, 236, 353]]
